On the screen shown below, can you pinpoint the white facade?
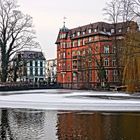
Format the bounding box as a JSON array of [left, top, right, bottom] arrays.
[[46, 58, 57, 83], [16, 51, 46, 83]]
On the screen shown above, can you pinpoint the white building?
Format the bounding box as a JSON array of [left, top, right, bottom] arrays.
[[14, 50, 46, 82], [46, 58, 57, 84]]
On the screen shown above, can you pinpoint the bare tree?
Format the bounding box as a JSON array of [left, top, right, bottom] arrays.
[[132, 0, 140, 17], [0, 0, 37, 82], [79, 42, 108, 89], [103, 0, 122, 85], [120, 0, 136, 22], [103, 0, 137, 85], [103, 0, 122, 24]]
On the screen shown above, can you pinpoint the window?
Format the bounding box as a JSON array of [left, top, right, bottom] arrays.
[[94, 29, 97, 32], [113, 70, 117, 75], [32, 60, 35, 66], [118, 29, 122, 33], [88, 29, 92, 33], [105, 70, 108, 76], [72, 51, 75, 56], [63, 42, 66, 48], [38, 61, 40, 67], [111, 29, 115, 33], [89, 37, 92, 42], [83, 31, 85, 35], [113, 70, 118, 82], [83, 38, 86, 45], [35, 68, 38, 76], [62, 33, 66, 38], [89, 70, 92, 81], [38, 68, 40, 76], [35, 61, 38, 67], [112, 59, 116, 66], [77, 51, 80, 55], [68, 51, 70, 55], [27, 62, 30, 67], [30, 61, 32, 67], [77, 31, 80, 36], [78, 39, 81, 46], [72, 41, 75, 47], [43, 69, 45, 75], [30, 68, 33, 76], [73, 72, 77, 77], [104, 58, 109, 66], [112, 46, 116, 53], [40, 61, 43, 67], [72, 40, 77, 47], [67, 42, 71, 48], [27, 67, 30, 76], [40, 68, 43, 76], [43, 61, 45, 67], [63, 52, 65, 58], [104, 46, 109, 53], [33, 68, 35, 75]]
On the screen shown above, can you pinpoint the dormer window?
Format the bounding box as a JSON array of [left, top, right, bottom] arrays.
[[77, 31, 80, 36], [118, 28, 122, 33], [111, 29, 115, 33], [83, 31, 85, 35], [88, 29, 92, 33], [94, 28, 97, 32]]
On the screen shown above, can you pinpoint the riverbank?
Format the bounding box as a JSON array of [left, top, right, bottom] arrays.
[[0, 82, 60, 91]]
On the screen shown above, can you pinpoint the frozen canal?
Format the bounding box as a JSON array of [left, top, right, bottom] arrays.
[[0, 89, 140, 111], [0, 89, 140, 140]]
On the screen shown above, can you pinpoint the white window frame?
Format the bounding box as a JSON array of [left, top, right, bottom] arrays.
[[104, 58, 109, 66], [111, 29, 115, 33], [104, 46, 110, 53], [78, 39, 81, 46]]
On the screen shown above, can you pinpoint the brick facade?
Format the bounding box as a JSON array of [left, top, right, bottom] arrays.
[[56, 21, 138, 89]]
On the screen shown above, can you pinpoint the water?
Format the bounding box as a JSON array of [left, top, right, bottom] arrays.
[[0, 108, 140, 140]]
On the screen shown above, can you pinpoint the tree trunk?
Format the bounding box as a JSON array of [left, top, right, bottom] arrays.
[[1, 49, 8, 82], [0, 109, 14, 140]]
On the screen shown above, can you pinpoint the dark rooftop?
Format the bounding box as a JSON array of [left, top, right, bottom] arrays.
[[15, 50, 46, 60]]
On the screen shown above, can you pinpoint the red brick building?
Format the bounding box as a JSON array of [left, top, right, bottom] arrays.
[[55, 21, 138, 89]]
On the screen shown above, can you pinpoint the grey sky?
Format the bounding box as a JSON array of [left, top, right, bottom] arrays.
[[18, 0, 108, 59]]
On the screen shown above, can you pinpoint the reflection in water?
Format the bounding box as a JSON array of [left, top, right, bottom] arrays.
[[0, 109, 140, 140]]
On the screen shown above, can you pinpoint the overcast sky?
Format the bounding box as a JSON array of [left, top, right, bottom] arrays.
[[18, 0, 108, 60]]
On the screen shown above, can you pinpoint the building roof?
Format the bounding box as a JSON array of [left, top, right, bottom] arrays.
[[15, 50, 46, 60], [55, 21, 138, 44]]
